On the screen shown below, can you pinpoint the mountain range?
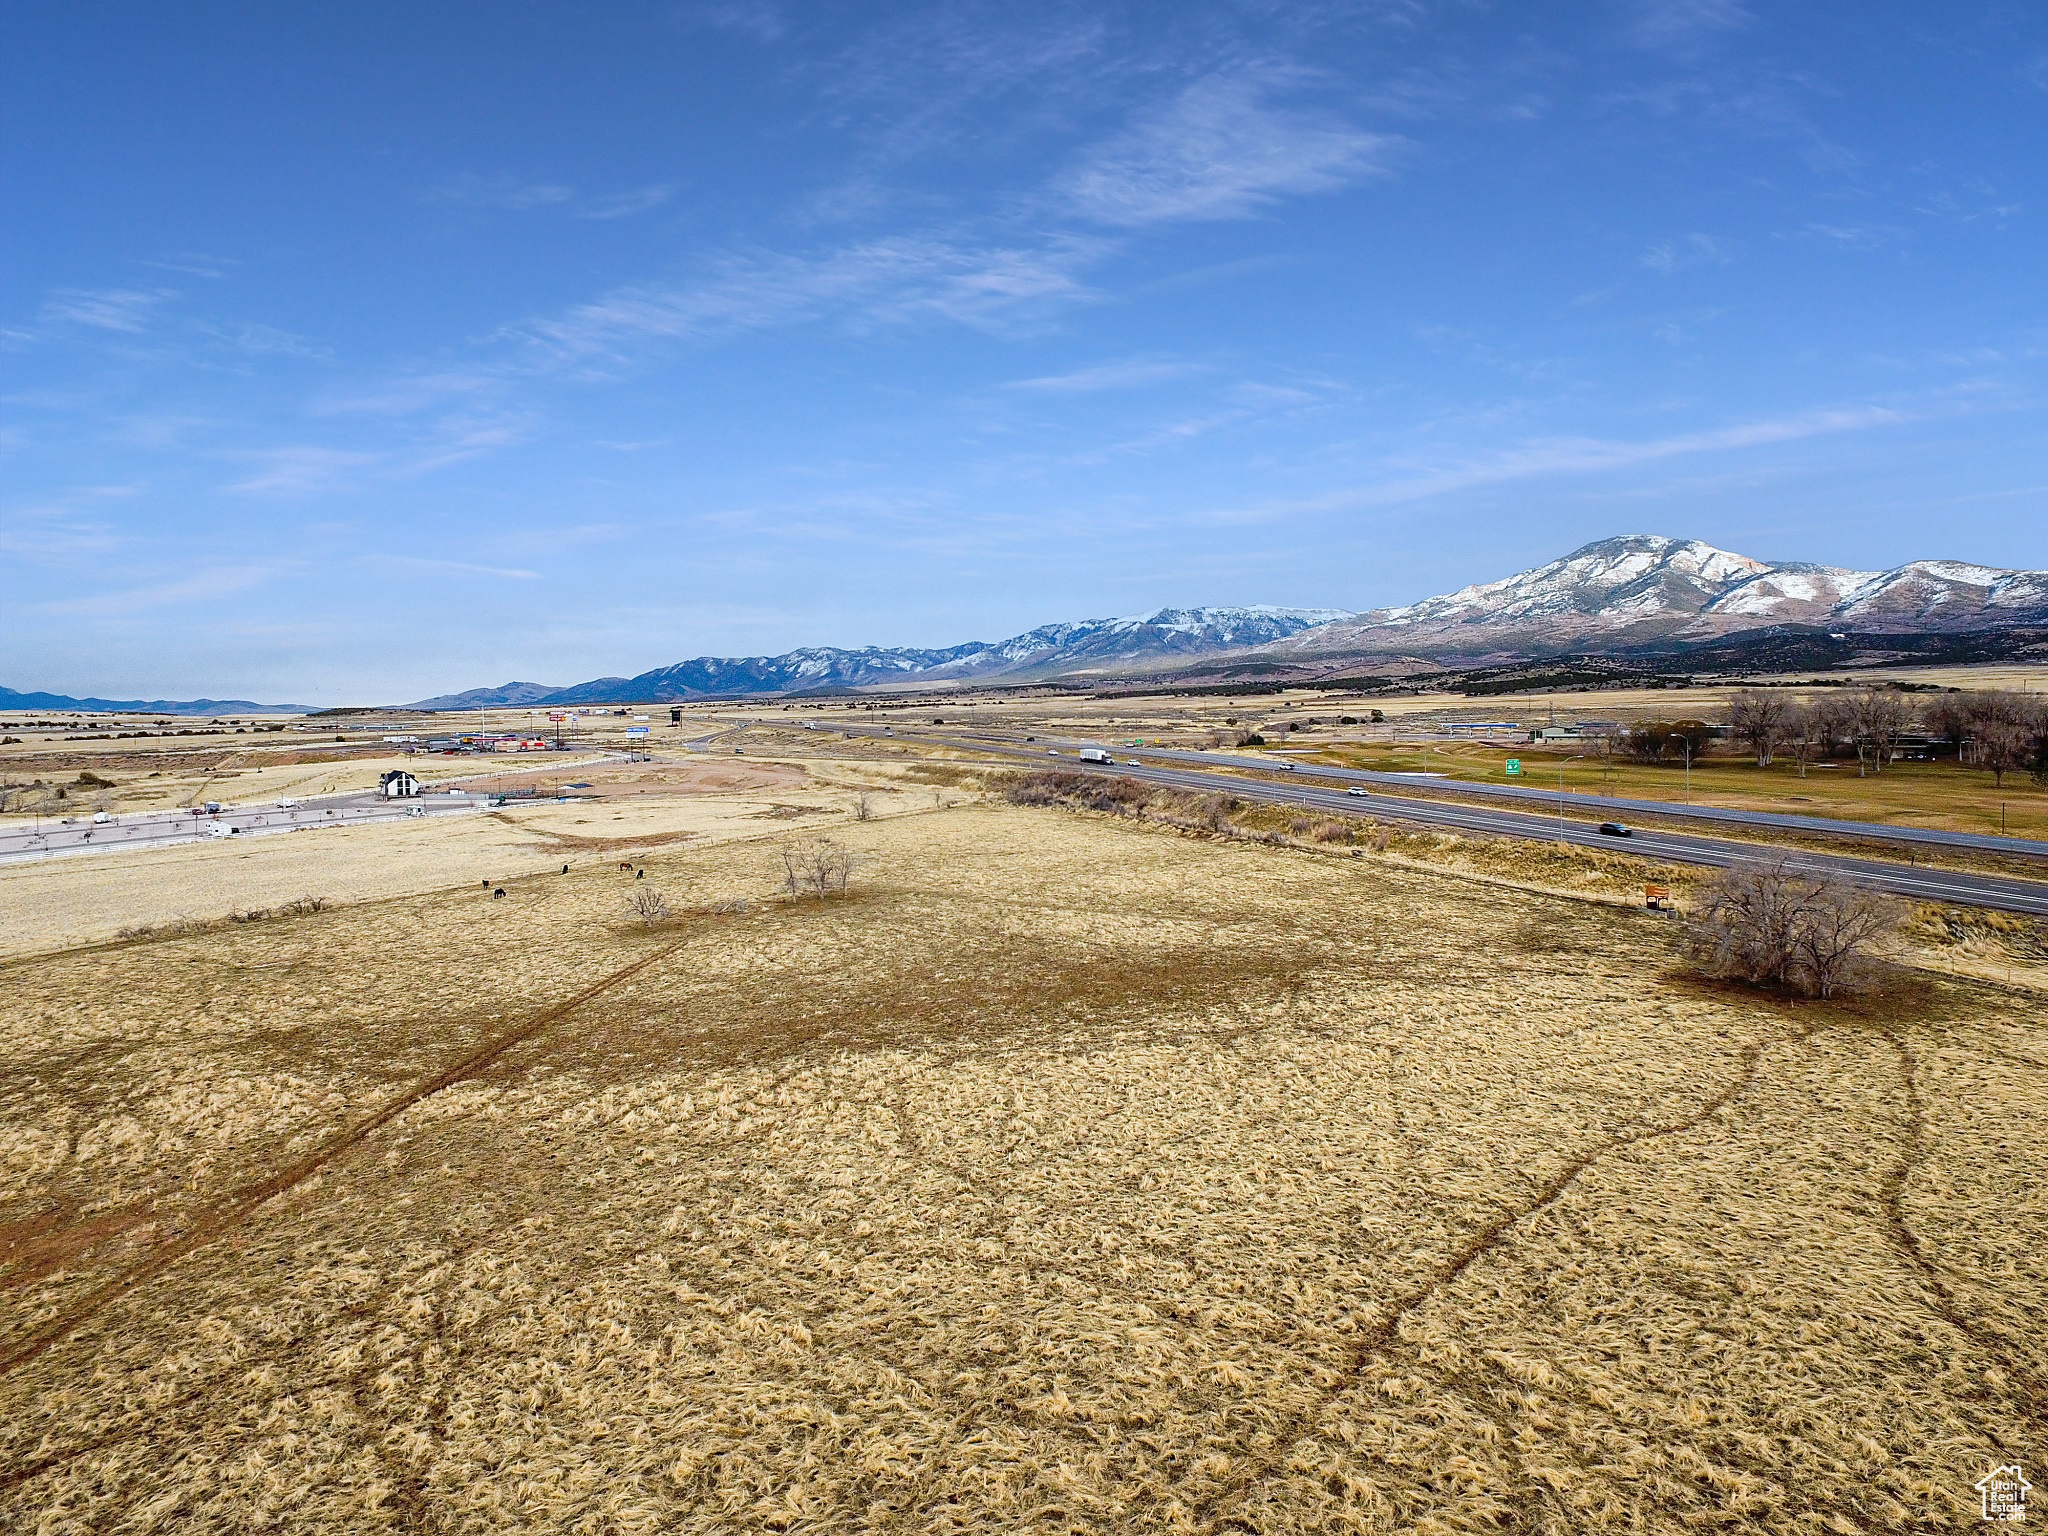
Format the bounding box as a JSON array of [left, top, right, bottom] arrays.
[[8, 537, 2045, 714], [0, 686, 308, 716], [403, 536, 2045, 706]]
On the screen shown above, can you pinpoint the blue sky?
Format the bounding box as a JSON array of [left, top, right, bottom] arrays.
[[4, 1, 2045, 703]]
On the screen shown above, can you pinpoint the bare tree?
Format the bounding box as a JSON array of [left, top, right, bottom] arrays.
[[1943, 691, 2044, 787], [628, 887, 671, 926], [1923, 692, 1975, 756], [1687, 858, 1898, 998], [781, 837, 855, 899], [1805, 691, 1853, 763], [1728, 688, 1796, 767], [1784, 704, 1824, 778], [1973, 716, 2035, 788], [1792, 882, 1902, 999], [1844, 686, 1915, 776], [854, 792, 874, 821]]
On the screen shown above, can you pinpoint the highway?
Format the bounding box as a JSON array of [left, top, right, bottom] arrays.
[[0, 790, 483, 865], [801, 724, 2048, 918], [1131, 745, 2048, 860]]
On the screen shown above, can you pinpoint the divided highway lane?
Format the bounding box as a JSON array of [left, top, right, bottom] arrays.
[[0, 793, 483, 865], [1136, 746, 2048, 861], [837, 726, 2048, 918], [1105, 760, 2048, 918], [935, 730, 2045, 862]]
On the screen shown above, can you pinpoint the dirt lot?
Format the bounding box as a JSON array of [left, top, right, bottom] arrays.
[[1, 804, 2041, 1532], [0, 760, 933, 958]]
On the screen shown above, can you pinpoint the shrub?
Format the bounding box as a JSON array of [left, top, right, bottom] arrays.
[[1003, 771, 1150, 815], [1686, 859, 1898, 999], [629, 888, 672, 926], [780, 837, 855, 899]]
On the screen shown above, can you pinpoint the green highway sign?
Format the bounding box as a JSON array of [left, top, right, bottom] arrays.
[[1505, 759, 1521, 776]]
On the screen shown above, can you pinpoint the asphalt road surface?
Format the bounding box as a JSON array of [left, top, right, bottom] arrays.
[[872, 725, 2045, 861], [822, 725, 2048, 918], [0, 791, 482, 865], [1133, 745, 2048, 860]]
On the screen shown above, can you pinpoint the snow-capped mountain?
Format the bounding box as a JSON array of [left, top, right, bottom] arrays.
[[391, 540, 2046, 706], [508, 606, 1348, 705], [1261, 536, 2048, 658]]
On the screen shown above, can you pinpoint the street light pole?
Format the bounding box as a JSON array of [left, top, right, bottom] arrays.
[[1668, 734, 1693, 804], [1557, 755, 1583, 842]]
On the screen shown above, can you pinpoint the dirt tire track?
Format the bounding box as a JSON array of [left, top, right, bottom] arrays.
[[0, 1231, 497, 1496], [0, 935, 690, 1381], [1879, 1029, 2048, 1433], [1190, 1033, 1771, 1534]]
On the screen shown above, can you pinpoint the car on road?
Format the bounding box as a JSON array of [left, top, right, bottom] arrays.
[[1345, 787, 1367, 797], [1597, 822, 1633, 838], [277, 797, 296, 809], [1126, 759, 1141, 766], [1047, 749, 1060, 755], [92, 811, 112, 823], [1276, 762, 1297, 771]]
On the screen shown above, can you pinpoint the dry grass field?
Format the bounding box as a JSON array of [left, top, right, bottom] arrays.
[[1298, 741, 2048, 843], [2, 802, 2043, 1532]]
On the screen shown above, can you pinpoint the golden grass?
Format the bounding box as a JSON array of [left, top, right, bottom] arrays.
[[1, 805, 2041, 1532], [0, 771, 889, 960], [1301, 741, 2048, 843]]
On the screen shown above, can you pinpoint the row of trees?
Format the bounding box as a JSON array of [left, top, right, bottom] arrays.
[[1713, 686, 2048, 783]]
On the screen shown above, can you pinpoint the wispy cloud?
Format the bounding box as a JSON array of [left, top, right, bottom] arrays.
[[1205, 403, 1916, 524], [425, 173, 675, 219], [1625, 0, 1751, 54], [1370, 404, 1910, 504], [225, 447, 382, 495], [32, 563, 281, 616], [581, 183, 677, 220], [0, 486, 138, 564], [1006, 359, 1205, 392], [199, 320, 332, 360], [1058, 71, 1397, 226], [1641, 232, 1730, 273], [224, 410, 529, 493], [140, 253, 238, 280], [39, 287, 175, 333], [503, 233, 1106, 366], [683, 1, 786, 43], [376, 554, 541, 580]]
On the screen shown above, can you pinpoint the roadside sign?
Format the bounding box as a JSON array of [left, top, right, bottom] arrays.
[[1505, 758, 1521, 776], [625, 726, 649, 736]]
